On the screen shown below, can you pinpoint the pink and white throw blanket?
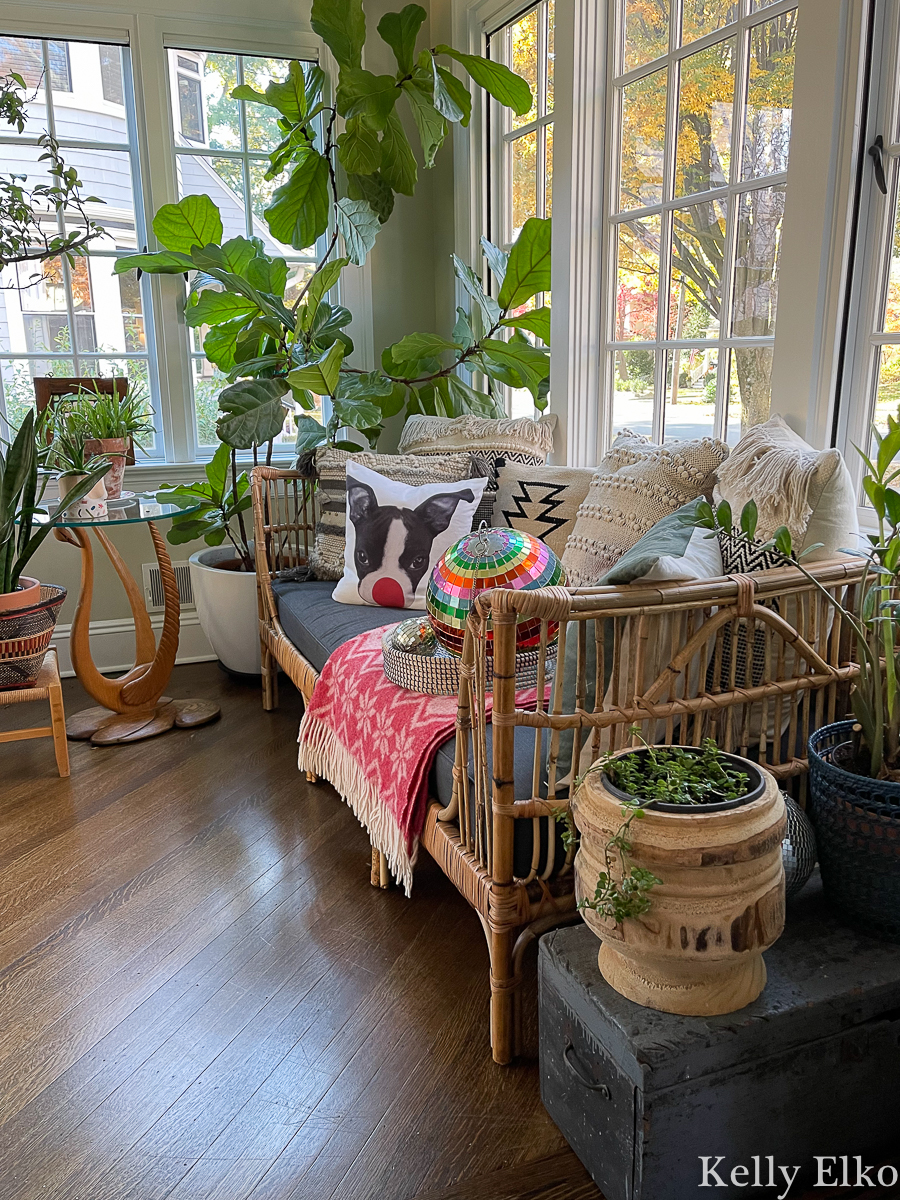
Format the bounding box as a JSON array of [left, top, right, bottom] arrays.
[[297, 625, 467, 895]]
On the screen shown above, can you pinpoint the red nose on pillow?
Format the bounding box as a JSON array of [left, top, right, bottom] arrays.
[[371, 577, 407, 609]]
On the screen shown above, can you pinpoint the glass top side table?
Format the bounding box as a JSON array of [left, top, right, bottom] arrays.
[[43, 494, 221, 745]]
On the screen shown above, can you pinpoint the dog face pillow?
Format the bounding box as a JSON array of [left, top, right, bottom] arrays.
[[332, 461, 488, 609]]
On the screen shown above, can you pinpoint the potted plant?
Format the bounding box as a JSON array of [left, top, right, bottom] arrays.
[[46, 404, 110, 519], [118, 1, 550, 676], [573, 733, 786, 1016], [69, 381, 154, 499], [0, 410, 107, 687], [697, 411, 900, 944]]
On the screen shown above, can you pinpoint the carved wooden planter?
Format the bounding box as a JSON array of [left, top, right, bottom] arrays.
[[573, 748, 787, 1017]]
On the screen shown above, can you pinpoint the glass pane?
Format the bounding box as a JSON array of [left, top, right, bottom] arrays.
[[682, 1, 739, 46], [615, 215, 661, 340], [200, 53, 241, 151], [725, 350, 742, 444], [751, 0, 780, 9], [192, 357, 225, 446], [47, 40, 72, 94], [510, 130, 538, 240], [664, 348, 715, 440], [670, 198, 727, 337], [743, 13, 797, 179], [0, 37, 48, 136], [60, 148, 135, 249], [730, 343, 773, 432], [612, 349, 657, 438], [284, 263, 318, 308], [544, 123, 553, 218], [510, 8, 539, 129], [623, 0, 668, 72], [248, 160, 297, 253], [731, 183, 786, 337], [676, 39, 736, 198], [0, 358, 74, 431], [874, 345, 900, 434], [45, 45, 127, 143], [882, 182, 900, 334], [243, 57, 291, 151], [546, 0, 555, 113], [619, 68, 667, 210], [177, 154, 247, 241], [100, 44, 125, 106]]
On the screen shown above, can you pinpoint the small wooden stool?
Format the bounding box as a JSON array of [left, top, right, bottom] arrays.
[[0, 647, 70, 777]]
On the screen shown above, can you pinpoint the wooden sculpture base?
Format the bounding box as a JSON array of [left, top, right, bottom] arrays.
[[67, 697, 220, 745]]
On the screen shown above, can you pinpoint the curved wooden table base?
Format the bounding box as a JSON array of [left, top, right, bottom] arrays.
[[55, 522, 220, 744]]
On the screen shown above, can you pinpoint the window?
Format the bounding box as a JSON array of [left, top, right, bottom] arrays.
[[0, 37, 157, 449], [605, 0, 797, 446], [487, 1, 554, 418], [165, 50, 321, 450]]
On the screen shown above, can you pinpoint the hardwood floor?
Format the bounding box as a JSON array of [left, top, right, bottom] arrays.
[[0, 662, 591, 1200]]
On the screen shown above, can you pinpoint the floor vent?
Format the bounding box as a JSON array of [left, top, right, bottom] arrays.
[[142, 562, 195, 611]]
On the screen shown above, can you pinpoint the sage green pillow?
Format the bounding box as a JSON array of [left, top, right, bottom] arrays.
[[601, 497, 723, 585]]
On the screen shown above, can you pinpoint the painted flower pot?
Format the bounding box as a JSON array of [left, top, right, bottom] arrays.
[[573, 747, 786, 1017], [84, 437, 127, 498], [0, 582, 67, 689], [57, 473, 107, 520], [189, 546, 260, 676]]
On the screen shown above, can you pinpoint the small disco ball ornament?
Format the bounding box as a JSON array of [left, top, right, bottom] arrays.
[[426, 524, 565, 656], [390, 615, 438, 655], [781, 791, 817, 901]]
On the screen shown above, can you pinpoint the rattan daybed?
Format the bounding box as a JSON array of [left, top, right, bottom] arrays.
[[251, 465, 863, 1064]]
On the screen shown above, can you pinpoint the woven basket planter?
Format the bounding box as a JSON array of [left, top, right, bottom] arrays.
[[808, 720, 900, 943], [0, 584, 67, 690]]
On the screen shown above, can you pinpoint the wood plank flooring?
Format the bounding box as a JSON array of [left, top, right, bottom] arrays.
[[0, 662, 589, 1200]]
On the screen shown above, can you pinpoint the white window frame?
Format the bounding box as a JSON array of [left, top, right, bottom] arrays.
[[0, 2, 369, 486]]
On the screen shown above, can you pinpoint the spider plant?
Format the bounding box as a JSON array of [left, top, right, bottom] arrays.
[[69, 380, 154, 450]]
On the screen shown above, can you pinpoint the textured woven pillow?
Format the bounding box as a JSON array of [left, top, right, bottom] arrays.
[[307, 448, 481, 581], [398, 413, 557, 527], [713, 414, 859, 560], [493, 462, 593, 557], [561, 435, 729, 586]]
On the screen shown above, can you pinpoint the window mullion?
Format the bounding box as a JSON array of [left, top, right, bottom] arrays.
[[656, 15, 679, 442]]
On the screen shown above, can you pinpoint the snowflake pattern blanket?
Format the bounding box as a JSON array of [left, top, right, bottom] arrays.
[[297, 625, 470, 896]]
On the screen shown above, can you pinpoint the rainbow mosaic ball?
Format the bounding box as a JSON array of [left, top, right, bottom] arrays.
[[426, 526, 565, 656]]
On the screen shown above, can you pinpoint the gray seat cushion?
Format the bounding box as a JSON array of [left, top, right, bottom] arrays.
[[273, 579, 408, 674]]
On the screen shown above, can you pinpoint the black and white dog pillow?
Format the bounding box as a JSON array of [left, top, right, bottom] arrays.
[[333, 461, 488, 609]]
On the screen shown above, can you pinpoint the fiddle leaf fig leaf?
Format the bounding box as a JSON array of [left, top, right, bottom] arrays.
[[335, 197, 380, 265], [480, 336, 550, 401], [234, 61, 309, 121], [480, 235, 508, 285], [430, 57, 465, 123], [113, 250, 193, 275], [186, 290, 258, 328], [390, 331, 462, 360], [337, 115, 382, 175], [378, 111, 417, 195], [286, 340, 346, 396], [336, 69, 399, 129], [452, 254, 500, 327], [446, 373, 502, 418], [293, 415, 328, 456], [377, 4, 427, 75], [435, 65, 471, 126], [216, 378, 289, 450], [152, 195, 223, 254], [498, 217, 551, 309], [347, 171, 395, 222], [201, 318, 247, 373], [434, 45, 532, 116], [310, 0, 366, 70], [452, 306, 475, 350], [265, 151, 330, 250], [402, 81, 446, 167], [501, 306, 551, 342]]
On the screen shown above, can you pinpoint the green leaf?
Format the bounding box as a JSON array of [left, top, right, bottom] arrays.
[[113, 250, 193, 275], [885, 488, 900, 528], [501, 305, 551, 342], [377, 4, 427, 74], [434, 45, 532, 116], [337, 115, 382, 175], [294, 415, 328, 456], [378, 111, 417, 195], [286, 341, 346, 395], [452, 306, 475, 350], [152, 195, 223, 254], [186, 290, 259, 328], [390, 332, 461, 360], [335, 198, 380, 266], [347, 172, 395, 222], [739, 499, 759, 541], [258, 60, 308, 121], [201, 318, 247, 373], [446, 373, 503, 418], [435, 66, 471, 127], [480, 235, 507, 284], [265, 151, 330, 250], [205, 442, 231, 503], [481, 336, 550, 401], [715, 499, 733, 533], [310, 0, 366, 70], [216, 378, 289, 449], [877, 425, 900, 479], [864, 476, 886, 520], [430, 56, 465, 123], [245, 255, 288, 295], [332, 394, 383, 429], [402, 81, 446, 168], [299, 256, 350, 331], [773, 526, 794, 557], [336, 69, 399, 129], [498, 217, 551, 309], [452, 254, 500, 327]]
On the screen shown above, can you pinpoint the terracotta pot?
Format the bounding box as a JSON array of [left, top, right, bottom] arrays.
[[57, 473, 107, 520], [84, 437, 127, 499], [0, 576, 41, 613], [573, 747, 786, 1017], [0, 582, 66, 689]]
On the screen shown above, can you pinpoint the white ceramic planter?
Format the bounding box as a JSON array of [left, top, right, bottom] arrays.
[[189, 546, 261, 675]]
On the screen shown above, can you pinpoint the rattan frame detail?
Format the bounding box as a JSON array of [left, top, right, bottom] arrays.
[[252, 466, 864, 1064]]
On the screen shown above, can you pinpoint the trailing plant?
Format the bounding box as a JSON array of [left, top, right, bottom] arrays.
[[576, 797, 661, 926], [69, 381, 155, 449], [0, 71, 104, 284], [603, 737, 751, 807], [0, 409, 108, 594], [689, 410, 900, 782], [118, 1, 551, 563]]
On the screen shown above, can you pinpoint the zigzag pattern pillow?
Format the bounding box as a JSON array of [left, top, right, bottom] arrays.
[[493, 462, 593, 557]]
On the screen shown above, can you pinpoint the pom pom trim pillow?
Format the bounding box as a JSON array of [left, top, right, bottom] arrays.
[[333, 462, 488, 609]]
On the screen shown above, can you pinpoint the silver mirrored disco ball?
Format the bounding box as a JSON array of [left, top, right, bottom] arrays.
[[781, 791, 817, 901]]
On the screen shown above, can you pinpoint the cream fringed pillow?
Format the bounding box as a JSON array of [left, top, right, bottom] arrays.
[[561, 435, 729, 586]]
